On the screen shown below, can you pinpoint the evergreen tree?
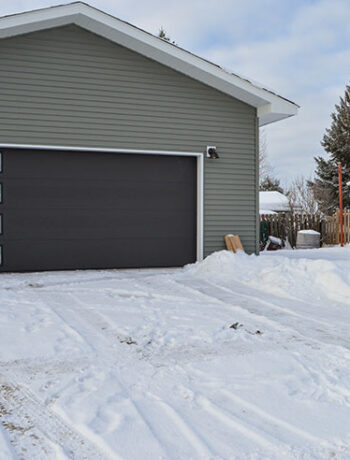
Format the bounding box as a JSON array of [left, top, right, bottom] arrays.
[[311, 84, 350, 214], [311, 158, 339, 214], [259, 175, 284, 194], [322, 84, 350, 164]]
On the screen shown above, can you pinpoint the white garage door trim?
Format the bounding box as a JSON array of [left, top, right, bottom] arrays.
[[0, 143, 204, 262]]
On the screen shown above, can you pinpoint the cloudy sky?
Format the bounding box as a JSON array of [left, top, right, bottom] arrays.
[[1, 0, 350, 185]]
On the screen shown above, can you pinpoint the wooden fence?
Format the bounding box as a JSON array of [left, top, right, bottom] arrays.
[[260, 210, 350, 248], [260, 213, 323, 248], [323, 209, 350, 244]]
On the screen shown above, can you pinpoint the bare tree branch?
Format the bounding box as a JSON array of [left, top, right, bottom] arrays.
[[287, 176, 319, 214], [259, 128, 271, 183]]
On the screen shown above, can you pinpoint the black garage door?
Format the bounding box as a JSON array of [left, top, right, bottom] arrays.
[[0, 149, 197, 272]]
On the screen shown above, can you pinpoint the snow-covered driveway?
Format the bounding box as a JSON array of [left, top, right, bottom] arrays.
[[1, 248, 350, 459]]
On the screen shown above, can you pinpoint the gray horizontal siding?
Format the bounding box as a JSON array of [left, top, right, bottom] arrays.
[[0, 25, 258, 256]]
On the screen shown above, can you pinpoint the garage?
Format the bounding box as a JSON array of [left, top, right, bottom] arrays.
[[0, 148, 198, 272], [0, 3, 299, 271]]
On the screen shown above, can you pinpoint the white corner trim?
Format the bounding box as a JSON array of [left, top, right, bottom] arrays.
[[0, 2, 298, 127], [0, 143, 204, 262], [197, 153, 204, 261]]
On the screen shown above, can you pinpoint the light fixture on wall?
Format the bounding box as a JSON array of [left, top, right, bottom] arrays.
[[206, 146, 219, 159]]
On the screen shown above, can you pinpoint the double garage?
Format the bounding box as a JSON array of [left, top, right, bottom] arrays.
[[0, 4, 297, 272], [0, 148, 199, 272]]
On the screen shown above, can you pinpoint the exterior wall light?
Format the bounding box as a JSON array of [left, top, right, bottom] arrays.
[[206, 146, 219, 159]]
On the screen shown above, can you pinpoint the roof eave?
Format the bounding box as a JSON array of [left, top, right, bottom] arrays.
[[0, 2, 299, 126]]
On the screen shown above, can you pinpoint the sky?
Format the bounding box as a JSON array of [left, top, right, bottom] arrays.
[[1, 0, 350, 186]]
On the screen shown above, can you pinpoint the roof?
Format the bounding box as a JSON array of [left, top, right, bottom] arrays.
[[259, 209, 277, 215], [0, 2, 298, 127], [259, 191, 290, 212]]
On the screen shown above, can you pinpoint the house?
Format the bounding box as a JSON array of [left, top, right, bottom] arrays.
[[0, 3, 298, 272], [259, 191, 291, 214], [259, 191, 302, 214]]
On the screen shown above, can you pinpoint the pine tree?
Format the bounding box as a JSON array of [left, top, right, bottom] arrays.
[[311, 84, 350, 213], [322, 84, 350, 165], [311, 158, 339, 214], [259, 175, 284, 194]]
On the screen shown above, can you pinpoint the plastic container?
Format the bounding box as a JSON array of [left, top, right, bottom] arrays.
[[296, 230, 320, 249]]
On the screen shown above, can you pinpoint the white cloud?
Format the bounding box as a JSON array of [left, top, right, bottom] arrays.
[[1, 0, 349, 184], [202, 0, 350, 184]]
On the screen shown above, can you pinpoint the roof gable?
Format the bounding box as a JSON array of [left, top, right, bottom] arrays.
[[0, 2, 298, 126]]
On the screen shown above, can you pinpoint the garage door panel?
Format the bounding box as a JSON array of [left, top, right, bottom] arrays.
[[3, 178, 195, 210], [2, 209, 196, 239], [4, 150, 195, 183], [0, 149, 197, 271], [2, 237, 195, 271]]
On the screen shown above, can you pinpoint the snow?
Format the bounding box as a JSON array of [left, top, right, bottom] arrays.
[[259, 191, 291, 212], [259, 208, 277, 215], [1, 247, 350, 458], [268, 235, 282, 245], [0, 428, 13, 459], [298, 229, 320, 235]]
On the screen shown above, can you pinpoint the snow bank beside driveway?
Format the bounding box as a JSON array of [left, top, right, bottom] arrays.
[[187, 246, 350, 306], [0, 248, 350, 458]]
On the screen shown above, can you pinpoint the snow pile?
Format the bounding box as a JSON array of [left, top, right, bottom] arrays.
[[298, 229, 320, 235], [185, 249, 248, 279], [187, 248, 350, 305]]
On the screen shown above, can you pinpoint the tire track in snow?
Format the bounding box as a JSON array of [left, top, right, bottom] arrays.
[[215, 281, 335, 327], [63, 291, 144, 349], [80, 274, 350, 411], [91, 276, 300, 456], [36, 291, 193, 459], [0, 374, 113, 460], [169, 278, 307, 341], [146, 392, 214, 459], [174, 277, 350, 352], [176, 357, 341, 455], [195, 392, 349, 459], [55, 291, 217, 460], [196, 395, 293, 458], [219, 389, 332, 447], [0, 357, 90, 380], [190, 378, 347, 458], [211, 280, 350, 351], [291, 355, 350, 407], [170, 278, 350, 452], [119, 394, 188, 460], [0, 290, 129, 459], [1, 268, 177, 292], [65, 292, 217, 459], [65, 278, 278, 457]]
